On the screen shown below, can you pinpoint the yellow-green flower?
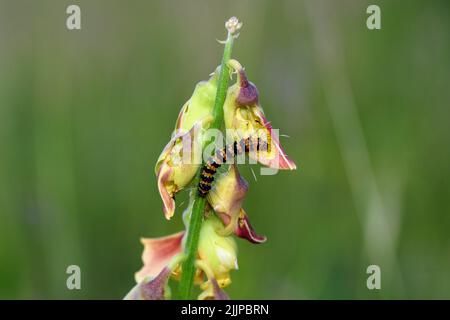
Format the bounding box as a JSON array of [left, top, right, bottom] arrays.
[[224, 59, 297, 170], [126, 214, 238, 300], [197, 214, 238, 288], [155, 68, 219, 219], [155, 123, 202, 219], [207, 165, 248, 230], [207, 164, 267, 243]]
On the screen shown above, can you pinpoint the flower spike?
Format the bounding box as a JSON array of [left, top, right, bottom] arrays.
[[127, 19, 299, 300]]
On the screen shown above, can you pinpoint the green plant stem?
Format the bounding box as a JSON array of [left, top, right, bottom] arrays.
[[178, 30, 235, 300]]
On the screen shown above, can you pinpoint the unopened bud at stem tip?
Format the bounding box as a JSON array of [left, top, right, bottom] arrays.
[[225, 17, 242, 35]]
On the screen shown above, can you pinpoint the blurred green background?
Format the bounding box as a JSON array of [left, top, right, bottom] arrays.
[[1, 0, 449, 299]]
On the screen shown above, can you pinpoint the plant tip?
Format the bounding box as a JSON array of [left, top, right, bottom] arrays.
[[225, 17, 242, 35]]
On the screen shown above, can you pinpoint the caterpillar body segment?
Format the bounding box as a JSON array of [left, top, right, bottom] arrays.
[[198, 137, 268, 197]]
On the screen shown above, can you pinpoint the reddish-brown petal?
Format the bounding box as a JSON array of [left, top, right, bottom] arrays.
[[236, 69, 259, 107], [252, 107, 297, 170], [135, 232, 184, 283], [235, 209, 267, 244]]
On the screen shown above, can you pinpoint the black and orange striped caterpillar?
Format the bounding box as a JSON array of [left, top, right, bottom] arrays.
[[198, 136, 270, 197]]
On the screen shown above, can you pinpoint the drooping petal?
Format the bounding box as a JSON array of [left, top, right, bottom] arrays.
[[156, 163, 176, 220], [135, 232, 185, 283], [207, 165, 248, 229], [235, 68, 259, 107], [234, 208, 267, 244], [155, 123, 203, 219], [124, 267, 172, 300]]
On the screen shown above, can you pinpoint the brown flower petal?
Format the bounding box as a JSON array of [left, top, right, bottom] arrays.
[[235, 209, 267, 244], [207, 165, 248, 230], [236, 69, 259, 107]]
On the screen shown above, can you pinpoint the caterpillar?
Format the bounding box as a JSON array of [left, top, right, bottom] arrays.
[[198, 136, 269, 197]]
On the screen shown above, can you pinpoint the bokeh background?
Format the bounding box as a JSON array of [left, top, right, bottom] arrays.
[[1, 0, 449, 299]]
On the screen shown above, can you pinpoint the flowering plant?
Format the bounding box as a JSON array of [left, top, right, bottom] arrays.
[[125, 17, 296, 300]]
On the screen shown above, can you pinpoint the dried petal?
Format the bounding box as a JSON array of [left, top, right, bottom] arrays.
[[207, 165, 248, 229], [236, 69, 259, 107]]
